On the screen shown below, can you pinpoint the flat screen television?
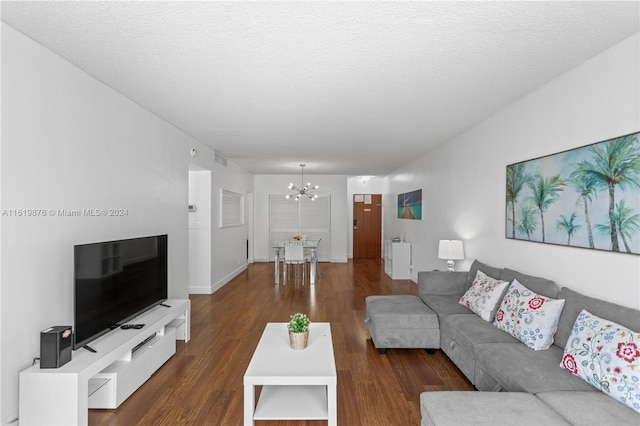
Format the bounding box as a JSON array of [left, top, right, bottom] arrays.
[[73, 234, 168, 350]]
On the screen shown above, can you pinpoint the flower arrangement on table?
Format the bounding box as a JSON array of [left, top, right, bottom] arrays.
[[292, 233, 303, 241], [288, 312, 311, 350], [288, 312, 310, 333]]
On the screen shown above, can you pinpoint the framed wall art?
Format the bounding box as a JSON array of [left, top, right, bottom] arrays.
[[220, 189, 244, 228], [505, 131, 640, 254], [398, 189, 422, 220]]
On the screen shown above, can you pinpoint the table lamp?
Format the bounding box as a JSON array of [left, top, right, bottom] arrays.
[[438, 240, 464, 271]]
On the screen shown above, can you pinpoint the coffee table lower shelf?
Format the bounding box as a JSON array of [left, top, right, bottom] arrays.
[[254, 385, 328, 420]]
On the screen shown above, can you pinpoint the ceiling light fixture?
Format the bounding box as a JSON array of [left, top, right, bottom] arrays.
[[286, 164, 319, 201]]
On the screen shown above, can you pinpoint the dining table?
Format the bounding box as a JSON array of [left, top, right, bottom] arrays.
[[273, 239, 320, 284]]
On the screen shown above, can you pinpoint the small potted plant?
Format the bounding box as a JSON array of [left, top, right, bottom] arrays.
[[288, 313, 310, 350]]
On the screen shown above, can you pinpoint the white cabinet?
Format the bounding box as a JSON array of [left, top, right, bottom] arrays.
[[19, 299, 190, 426], [384, 241, 411, 279]]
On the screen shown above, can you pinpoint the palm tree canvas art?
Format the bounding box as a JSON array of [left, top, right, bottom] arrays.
[[505, 132, 640, 254]]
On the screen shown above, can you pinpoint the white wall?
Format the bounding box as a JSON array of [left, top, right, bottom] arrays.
[[0, 23, 253, 423], [210, 160, 253, 291], [188, 170, 212, 292], [254, 174, 348, 263], [0, 18, 4, 426], [188, 149, 254, 294], [384, 33, 640, 309]]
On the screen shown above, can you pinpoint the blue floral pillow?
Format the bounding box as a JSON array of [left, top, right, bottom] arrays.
[[493, 279, 565, 350], [560, 309, 640, 413]]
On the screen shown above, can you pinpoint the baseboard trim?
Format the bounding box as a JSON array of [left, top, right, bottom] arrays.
[[189, 284, 213, 294], [189, 264, 248, 294]]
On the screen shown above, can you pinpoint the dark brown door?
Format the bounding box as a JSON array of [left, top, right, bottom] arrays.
[[353, 194, 382, 259]]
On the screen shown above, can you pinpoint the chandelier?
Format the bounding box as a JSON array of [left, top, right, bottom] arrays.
[[286, 164, 319, 201]]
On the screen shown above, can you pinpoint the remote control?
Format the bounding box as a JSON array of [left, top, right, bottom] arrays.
[[121, 324, 145, 329]]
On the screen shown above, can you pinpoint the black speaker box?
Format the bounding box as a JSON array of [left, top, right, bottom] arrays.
[[40, 326, 72, 369]]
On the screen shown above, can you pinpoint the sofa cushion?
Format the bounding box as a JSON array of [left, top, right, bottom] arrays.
[[365, 295, 439, 329], [555, 287, 640, 350], [459, 270, 510, 321], [502, 267, 560, 299], [441, 314, 520, 356], [418, 270, 468, 298], [560, 309, 640, 413], [420, 391, 571, 426], [493, 279, 565, 350], [441, 332, 476, 383], [365, 295, 440, 350], [442, 315, 520, 386], [423, 295, 473, 316], [473, 342, 596, 393], [536, 391, 640, 425], [466, 260, 503, 290]]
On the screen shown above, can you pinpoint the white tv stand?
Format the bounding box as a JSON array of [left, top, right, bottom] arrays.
[[19, 299, 190, 426]]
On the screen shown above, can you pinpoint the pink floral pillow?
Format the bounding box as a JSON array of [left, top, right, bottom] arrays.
[[560, 309, 640, 413], [459, 270, 509, 321], [493, 279, 565, 350]]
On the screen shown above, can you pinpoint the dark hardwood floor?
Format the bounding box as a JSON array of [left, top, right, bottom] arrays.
[[89, 259, 473, 425]]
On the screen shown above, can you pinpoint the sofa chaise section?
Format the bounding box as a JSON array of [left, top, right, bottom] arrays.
[[365, 294, 440, 353]]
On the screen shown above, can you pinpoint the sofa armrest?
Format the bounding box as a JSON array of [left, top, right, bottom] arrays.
[[417, 271, 468, 298]]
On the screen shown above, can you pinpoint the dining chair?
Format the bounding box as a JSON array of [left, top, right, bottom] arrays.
[[283, 240, 305, 285], [305, 238, 322, 280]]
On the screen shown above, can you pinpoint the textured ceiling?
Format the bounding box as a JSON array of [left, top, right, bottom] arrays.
[[2, 1, 638, 175]]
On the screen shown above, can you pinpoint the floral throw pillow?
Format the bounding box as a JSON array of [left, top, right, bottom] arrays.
[[493, 279, 565, 350], [459, 270, 510, 321], [560, 309, 640, 413]]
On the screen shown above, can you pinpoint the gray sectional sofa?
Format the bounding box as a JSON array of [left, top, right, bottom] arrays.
[[414, 260, 640, 425]]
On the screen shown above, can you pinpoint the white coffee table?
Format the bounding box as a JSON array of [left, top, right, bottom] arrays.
[[244, 322, 337, 425]]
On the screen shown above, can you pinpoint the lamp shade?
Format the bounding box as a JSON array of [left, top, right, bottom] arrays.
[[438, 240, 464, 260]]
